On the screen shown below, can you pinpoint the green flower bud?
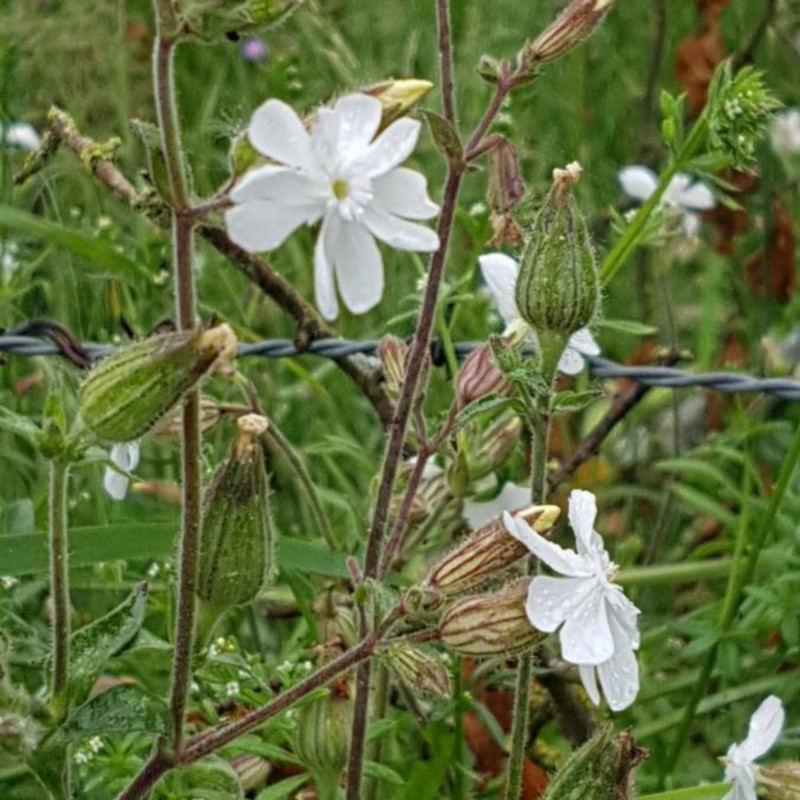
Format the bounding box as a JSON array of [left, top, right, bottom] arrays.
[[469, 415, 524, 481], [229, 753, 271, 793], [425, 505, 560, 601], [293, 688, 352, 790], [541, 727, 646, 800], [515, 162, 600, 336], [196, 414, 276, 612], [362, 78, 434, 132], [378, 334, 408, 402], [439, 580, 545, 657], [383, 644, 452, 699], [79, 324, 236, 443]]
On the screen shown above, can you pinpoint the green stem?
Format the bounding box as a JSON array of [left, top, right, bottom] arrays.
[[265, 419, 337, 551], [452, 657, 466, 800], [617, 558, 733, 587], [48, 457, 70, 720], [663, 420, 800, 774], [504, 335, 559, 800], [363, 663, 390, 800], [600, 112, 709, 286], [638, 784, 729, 800]]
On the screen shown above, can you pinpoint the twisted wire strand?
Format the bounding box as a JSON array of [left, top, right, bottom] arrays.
[[2, 333, 800, 401]]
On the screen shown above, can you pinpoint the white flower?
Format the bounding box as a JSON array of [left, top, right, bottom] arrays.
[[225, 93, 440, 320], [722, 695, 785, 800], [225, 681, 240, 697], [462, 482, 531, 530], [503, 489, 641, 711], [618, 165, 715, 236], [478, 252, 600, 376], [2, 122, 41, 152], [769, 110, 800, 157], [88, 736, 104, 754], [103, 441, 140, 501]]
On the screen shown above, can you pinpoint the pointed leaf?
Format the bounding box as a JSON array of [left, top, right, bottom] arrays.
[[64, 684, 169, 739]]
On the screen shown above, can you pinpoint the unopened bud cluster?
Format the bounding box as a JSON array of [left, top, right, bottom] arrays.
[[79, 324, 236, 443], [515, 162, 600, 336]]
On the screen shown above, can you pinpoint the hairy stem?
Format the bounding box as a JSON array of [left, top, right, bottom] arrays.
[[48, 457, 70, 720]]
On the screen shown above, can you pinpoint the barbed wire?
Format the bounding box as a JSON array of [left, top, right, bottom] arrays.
[[2, 332, 800, 401]]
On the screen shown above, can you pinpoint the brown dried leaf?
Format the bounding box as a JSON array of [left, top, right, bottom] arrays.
[[746, 200, 797, 303], [675, 28, 726, 115]]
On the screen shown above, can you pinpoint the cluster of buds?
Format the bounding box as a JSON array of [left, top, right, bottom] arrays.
[[79, 324, 236, 443], [519, 0, 613, 71], [423, 504, 560, 602], [514, 162, 600, 338], [196, 413, 276, 613]]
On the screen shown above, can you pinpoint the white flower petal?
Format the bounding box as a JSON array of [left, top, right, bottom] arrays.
[[104, 442, 140, 502], [104, 469, 130, 501], [478, 253, 521, 327], [503, 512, 592, 576], [463, 482, 531, 530], [568, 490, 599, 556], [559, 585, 614, 665], [568, 328, 600, 357], [579, 664, 601, 706], [723, 762, 757, 800], [618, 166, 658, 201], [557, 346, 585, 376], [361, 206, 439, 251], [314, 213, 340, 320], [681, 211, 701, 236], [329, 93, 383, 160], [231, 166, 325, 205], [329, 220, 384, 315], [595, 635, 639, 711], [673, 179, 716, 211], [248, 99, 316, 170], [356, 117, 421, 178], [740, 695, 785, 761], [607, 587, 642, 650], [372, 168, 439, 220], [3, 122, 41, 152], [225, 200, 318, 252], [525, 575, 597, 634]]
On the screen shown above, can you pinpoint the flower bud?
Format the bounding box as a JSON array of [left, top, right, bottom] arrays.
[[488, 137, 525, 247], [515, 162, 599, 336], [425, 505, 560, 599], [469, 415, 524, 480], [378, 334, 408, 402], [362, 79, 434, 131], [760, 763, 800, 800], [383, 644, 452, 699], [150, 396, 225, 439], [293, 688, 352, 786], [541, 726, 646, 800], [79, 324, 237, 443], [439, 580, 545, 656], [196, 413, 275, 612], [229, 753, 271, 792], [521, 0, 612, 67], [446, 446, 472, 498], [455, 344, 512, 409]]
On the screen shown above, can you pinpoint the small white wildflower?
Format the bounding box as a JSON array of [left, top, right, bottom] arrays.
[[0, 576, 19, 590], [103, 441, 140, 501], [469, 201, 488, 216], [146, 562, 161, 579], [190, 681, 200, 694], [1, 241, 19, 280], [769, 110, 800, 158], [88, 736, 103, 754], [618, 165, 716, 237], [2, 122, 41, 152], [208, 643, 219, 658], [73, 750, 92, 765], [722, 695, 785, 800], [478, 252, 600, 376], [503, 489, 641, 711], [225, 681, 240, 697], [225, 92, 440, 320]]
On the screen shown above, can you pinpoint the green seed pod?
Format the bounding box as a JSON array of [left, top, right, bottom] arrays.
[[79, 324, 236, 443], [515, 162, 600, 336], [293, 688, 352, 792], [542, 727, 647, 800], [439, 580, 545, 657], [425, 505, 560, 600], [383, 644, 452, 699], [196, 414, 275, 612]]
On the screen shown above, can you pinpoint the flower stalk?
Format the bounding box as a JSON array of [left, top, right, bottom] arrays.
[[48, 456, 70, 721]]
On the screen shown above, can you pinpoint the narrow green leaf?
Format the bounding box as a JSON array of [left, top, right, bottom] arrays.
[[255, 774, 310, 800], [671, 484, 737, 528], [421, 110, 463, 166], [0, 204, 145, 277], [363, 761, 406, 786], [595, 319, 659, 336]]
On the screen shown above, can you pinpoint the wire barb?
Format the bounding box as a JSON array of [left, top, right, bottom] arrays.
[[2, 333, 800, 401]]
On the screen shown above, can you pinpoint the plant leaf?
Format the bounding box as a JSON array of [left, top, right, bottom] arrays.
[[64, 684, 169, 739]]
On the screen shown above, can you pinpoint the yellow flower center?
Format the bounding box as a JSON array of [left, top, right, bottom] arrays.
[[332, 178, 349, 200]]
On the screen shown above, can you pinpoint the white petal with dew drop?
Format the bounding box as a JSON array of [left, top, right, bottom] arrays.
[[230, 166, 326, 206], [618, 165, 658, 201], [558, 584, 615, 665], [372, 168, 439, 220], [361, 206, 439, 251], [478, 253, 521, 328], [578, 664, 601, 706], [225, 200, 319, 253], [525, 575, 597, 634], [594, 612, 640, 711], [568, 489, 599, 557], [248, 99, 316, 171], [328, 93, 383, 161], [557, 346, 585, 376], [356, 118, 421, 178], [330, 219, 384, 315], [740, 695, 785, 762], [314, 213, 340, 321], [503, 513, 592, 577]]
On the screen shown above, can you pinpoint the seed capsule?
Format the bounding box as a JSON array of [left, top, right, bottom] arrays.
[[383, 644, 452, 699], [439, 580, 545, 657], [425, 505, 560, 598], [79, 324, 236, 443], [196, 413, 275, 612], [455, 343, 512, 409], [515, 162, 600, 337]]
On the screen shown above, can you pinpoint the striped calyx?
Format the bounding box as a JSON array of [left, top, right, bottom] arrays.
[[79, 324, 236, 443], [439, 580, 544, 657], [424, 504, 560, 599]]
